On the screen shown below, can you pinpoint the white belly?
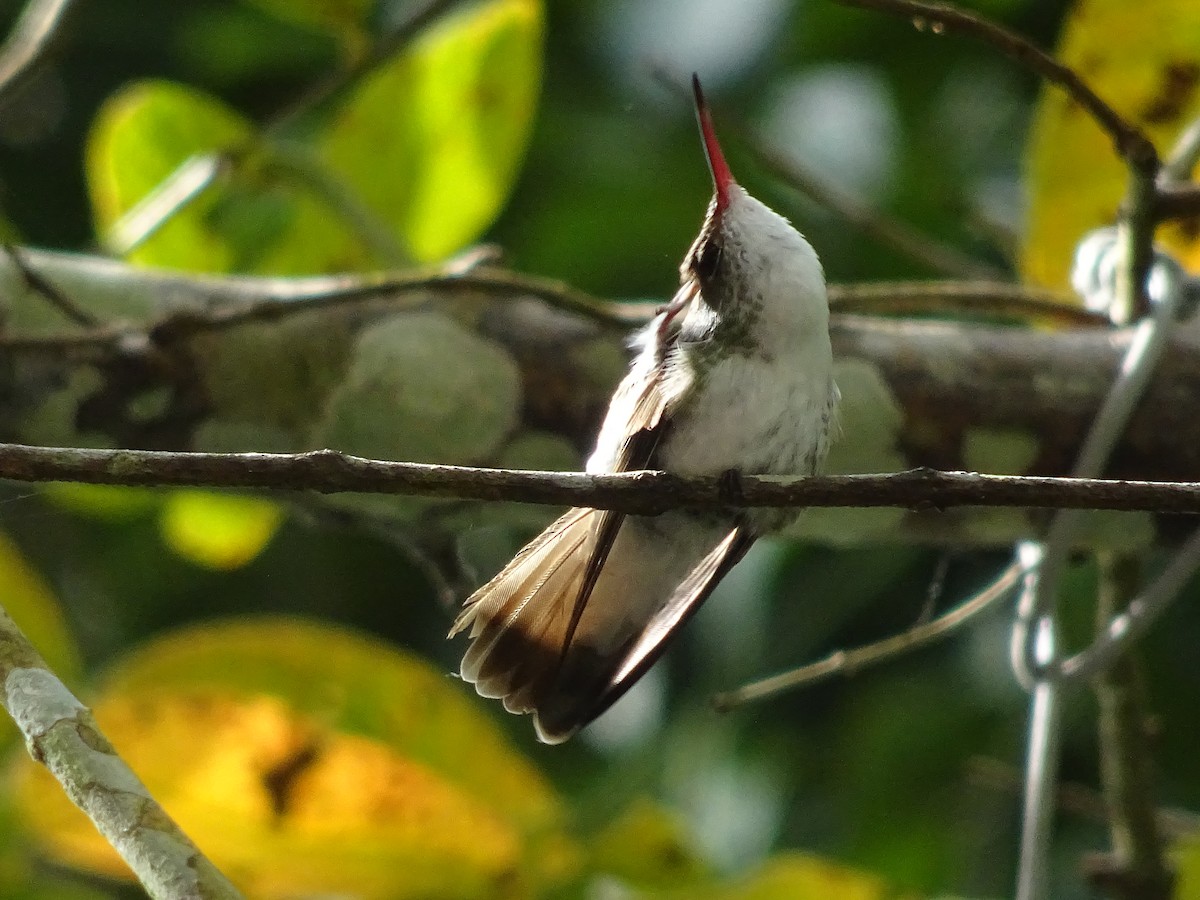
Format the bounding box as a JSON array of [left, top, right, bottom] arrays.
[[661, 352, 836, 478]]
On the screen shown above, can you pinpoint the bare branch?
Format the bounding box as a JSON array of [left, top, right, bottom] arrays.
[[830, 0, 1158, 173], [828, 280, 1102, 326], [0, 601, 242, 899], [6, 443, 1200, 515], [1084, 553, 1174, 900], [266, 0, 464, 135], [4, 243, 99, 327], [654, 68, 1000, 279], [0, 0, 76, 113], [711, 559, 1022, 709], [1058, 526, 1200, 683]]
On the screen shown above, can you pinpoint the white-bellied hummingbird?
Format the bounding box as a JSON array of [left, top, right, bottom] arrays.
[[450, 75, 839, 743]]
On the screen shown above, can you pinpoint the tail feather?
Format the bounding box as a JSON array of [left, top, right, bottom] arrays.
[[455, 508, 596, 697], [453, 508, 749, 744]]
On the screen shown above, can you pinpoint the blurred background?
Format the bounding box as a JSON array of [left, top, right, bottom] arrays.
[[4, 1, 1199, 898]]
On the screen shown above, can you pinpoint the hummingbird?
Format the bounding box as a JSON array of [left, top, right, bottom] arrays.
[[450, 75, 839, 744]]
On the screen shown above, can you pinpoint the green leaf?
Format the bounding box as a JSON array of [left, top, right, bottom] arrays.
[[1022, 0, 1200, 289], [241, 0, 374, 43], [44, 484, 160, 520], [13, 616, 577, 899], [589, 799, 712, 890], [707, 853, 903, 900], [86, 80, 363, 274], [322, 0, 544, 261], [159, 490, 284, 570], [86, 80, 254, 271]]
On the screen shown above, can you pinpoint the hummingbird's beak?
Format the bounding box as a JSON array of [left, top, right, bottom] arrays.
[[692, 74, 734, 212]]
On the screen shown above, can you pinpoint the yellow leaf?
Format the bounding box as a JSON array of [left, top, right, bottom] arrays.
[[0, 531, 81, 688], [589, 799, 712, 890], [159, 490, 283, 570], [712, 852, 901, 900], [13, 617, 576, 898], [1022, 0, 1200, 288], [322, 0, 544, 261]]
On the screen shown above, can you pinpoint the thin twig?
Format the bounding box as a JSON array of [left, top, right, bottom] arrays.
[[1057, 526, 1200, 682], [0, 263, 635, 357], [0, 259, 1104, 358], [1084, 553, 1174, 900], [830, 0, 1158, 173], [746, 130, 1004, 279], [265, 0, 464, 135], [0, 0, 76, 113], [1161, 117, 1200, 184], [103, 154, 228, 256], [104, 0, 462, 259], [967, 757, 1200, 841], [4, 243, 99, 327], [711, 559, 1021, 709], [0, 601, 243, 899], [827, 280, 1103, 327], [654, 68, 1000, 279], [6, 445, 1200, 514]]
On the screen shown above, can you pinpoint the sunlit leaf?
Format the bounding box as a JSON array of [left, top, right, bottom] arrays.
[[1022, 0, 1200, 288], [13, 617, 576, 898], [159, 491, 284, 570], [86, 80, 253, 271], [589, 799, 712, 890], [707, 853, 901, 900], [86, 81, 361, 274], [1175, 836, 1200, 900], [322, 0, 544, 261]]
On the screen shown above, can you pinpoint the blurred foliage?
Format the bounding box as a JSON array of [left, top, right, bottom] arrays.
[[1022, 0, 1200, 286], [0, 0, 1199, 899]]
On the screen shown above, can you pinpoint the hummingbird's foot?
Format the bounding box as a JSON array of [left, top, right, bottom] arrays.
[[718, 468, 745, 505]]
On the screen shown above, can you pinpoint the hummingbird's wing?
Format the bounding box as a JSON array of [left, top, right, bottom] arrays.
[[602, 526, 752, 700], [453, 284, 724, 742], [556, 523, 754, 738]]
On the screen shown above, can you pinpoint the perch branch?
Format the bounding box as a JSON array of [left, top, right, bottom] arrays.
[[7, 444, 1200, 514]]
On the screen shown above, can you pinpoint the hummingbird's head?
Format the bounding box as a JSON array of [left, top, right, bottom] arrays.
[[682, 76, 828, 353]]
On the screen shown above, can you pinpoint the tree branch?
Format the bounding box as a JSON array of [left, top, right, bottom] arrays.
[[712, 558, 1022, 708], [0, 601, 242, 899], [1084, 553, 1174, 900], [7, 443, 1200, 515], [0, 0, 76, 113], [829, 0, 1158, 173]]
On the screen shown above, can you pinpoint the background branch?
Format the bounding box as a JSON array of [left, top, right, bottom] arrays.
[[0, 0, 75, 113], [712, 558, 1022, 708], [0, 601, 242, 899], [1084, 553, 1174, 900], [830, 0, 1158, 171]]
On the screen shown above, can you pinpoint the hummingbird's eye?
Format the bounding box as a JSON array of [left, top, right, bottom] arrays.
[[694, 242, 722, 281]]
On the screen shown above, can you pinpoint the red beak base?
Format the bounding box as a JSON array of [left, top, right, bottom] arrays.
[[692, 74, 735, 212]]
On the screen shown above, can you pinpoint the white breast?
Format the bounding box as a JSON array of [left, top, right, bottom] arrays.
[[661, 346, 836, 478]]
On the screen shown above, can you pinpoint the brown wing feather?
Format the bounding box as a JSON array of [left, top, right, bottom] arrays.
[[533, 526, 754, 742], [558, 284, 696, 655], [453, 283, 701, 737]]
